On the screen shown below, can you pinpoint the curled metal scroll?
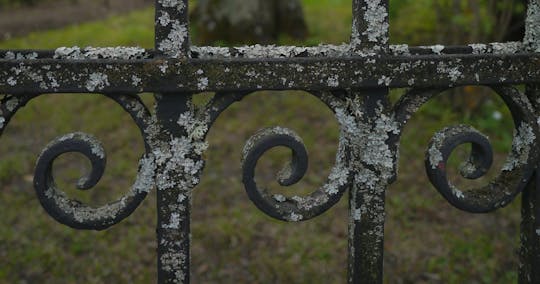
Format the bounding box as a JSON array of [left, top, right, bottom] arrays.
[[1, 94, 155, 230], [240, 91, 352, 222], [394, 86, 539, 213]]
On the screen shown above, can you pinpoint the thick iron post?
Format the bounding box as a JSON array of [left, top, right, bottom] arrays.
[[155, 0, 190, 58], [520, 84, 540, 283], [155, 95, 194, 284], [154, 1, 192, 281], [519, 170, 540, 283], [348, 89, 393, 284], [351, 0, 389, 50], [521, 1, 540, 280], [349, 1, 390, 282]]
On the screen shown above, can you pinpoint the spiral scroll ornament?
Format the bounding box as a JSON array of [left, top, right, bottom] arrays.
[[0, 94, 156, 230], [241, 92, 353, 222], [395, 86, 540, 213]]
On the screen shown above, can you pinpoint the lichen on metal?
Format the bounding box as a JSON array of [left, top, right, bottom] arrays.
[[2, 0, 540, 283]]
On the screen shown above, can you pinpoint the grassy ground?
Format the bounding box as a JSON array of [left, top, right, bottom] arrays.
[[0, 1, 524, 283]]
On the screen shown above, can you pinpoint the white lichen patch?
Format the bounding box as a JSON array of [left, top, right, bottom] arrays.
[[88, 139, 105, 159], [288, 212, 303, 222], [133, 155, 156, 194], [197, 77, 209, 90], [363, 0, 389, 44], [3, 51, 38, 60], [389, 44, 410, 56], [378, 76, 391, 86], [54, 46, 148, 60], [334, 100, 399, 177], [44, 186, 126, 223], [431, 45, 445, 55], [150, 103, 212, 193], [273, 194, 286, 202], [158, 22, 188, 58], [154, 136, 206, 190], [490, 42, 523, 54], [503, 123, 536, 171], [177, 111, 209, 142], [327, 75, 339, 87], [353, 208, 362, 221], [86, 73, 110, 92], [450, 184, 465, 199], [323, 163, 350, 195], [6, 77, 16, 86], [469, 43, 488, 54], [160, 251, 186, 282], [131, 75, 142, 87], [163, 213, 181, 229], [525, 1, 540, 52], [158, 11, 172, 26], [159, 62, 169, 74], [428, 141, 444, 170], [0, 117, 5, 129], [437, 62, 462, 82], [191, 44, 376, 59], [158, 0, 185, 10], [332, 95, 398, 249]]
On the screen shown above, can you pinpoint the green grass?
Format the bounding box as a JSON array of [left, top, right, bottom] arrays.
[[0, 8, 155, 49], [0, 2, 524, 283]]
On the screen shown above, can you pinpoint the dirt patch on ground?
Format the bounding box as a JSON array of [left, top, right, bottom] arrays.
[[0, 0, 153, 40]]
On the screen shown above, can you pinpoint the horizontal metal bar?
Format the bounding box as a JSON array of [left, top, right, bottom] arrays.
[[1, 53, 539, 94], [0, 42, 526, 61]]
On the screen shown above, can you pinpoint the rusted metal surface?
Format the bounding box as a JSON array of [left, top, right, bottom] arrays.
[[2, 0, 540, 283]]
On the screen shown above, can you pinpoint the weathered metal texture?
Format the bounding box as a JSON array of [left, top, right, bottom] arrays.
[[1, 0, 540, 283]]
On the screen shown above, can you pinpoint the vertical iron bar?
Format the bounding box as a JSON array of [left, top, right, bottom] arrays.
[[154, 1, 191, 281], [348, 89, 391, 284], [519, 170, 540, 284], [351, 0, 389, 51], [525, 0, 540, 52], [155, 0, 190, 58], [155, 95, 193, 284], [520, 84, 540, 283]]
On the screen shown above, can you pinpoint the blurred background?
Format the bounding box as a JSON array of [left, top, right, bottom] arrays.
[[0, 0, 530, 283]]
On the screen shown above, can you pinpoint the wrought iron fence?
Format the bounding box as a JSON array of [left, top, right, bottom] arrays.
[[1, 0, 540, 283]]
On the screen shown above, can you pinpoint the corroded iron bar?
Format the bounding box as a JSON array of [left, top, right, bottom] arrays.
[[520, 85, 540, 283], [347, 89, 392, 283], [520, 170, 540, 284], [1, 54, 540, 94], [525, 0, 540, 51], [155, 95, 194, 284], [155, 0, 190, 58], [351, 0, 389, 50]]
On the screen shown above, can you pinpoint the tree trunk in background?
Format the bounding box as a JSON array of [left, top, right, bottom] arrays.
[[191, 0, 308, 45]]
